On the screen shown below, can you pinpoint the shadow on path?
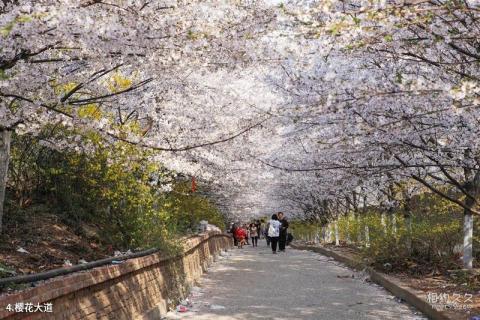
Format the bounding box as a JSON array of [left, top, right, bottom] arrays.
[[166, 241, 427, 320]]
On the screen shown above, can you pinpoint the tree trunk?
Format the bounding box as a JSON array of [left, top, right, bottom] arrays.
[[381, 213, 387, 234], [346, 215, 351, 244], [463, 211, 473, 269], [463, 183, 476, 269], [356, 215, 362, 244], [461, 151, 479, 269], [327, 223, 333, 243], [334, 220, 339, 246], [403, 195, 412, 251], [0, 130, 12, 234], [391, 214, 397, 236], [364, 225, 370, 248], [405, 214, 412, 251]]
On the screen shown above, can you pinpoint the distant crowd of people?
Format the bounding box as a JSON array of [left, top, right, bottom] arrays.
[[229, 220, 262, 249], [228, 212, 293, 254]]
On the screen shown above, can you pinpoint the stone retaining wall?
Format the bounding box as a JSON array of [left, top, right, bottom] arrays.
[[0, 232, 232, 320]]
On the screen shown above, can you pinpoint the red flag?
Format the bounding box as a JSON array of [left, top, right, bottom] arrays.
[[191, 176, 197, 193]]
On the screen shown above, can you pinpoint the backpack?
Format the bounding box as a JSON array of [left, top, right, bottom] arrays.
[[268, 222, 276, 236]]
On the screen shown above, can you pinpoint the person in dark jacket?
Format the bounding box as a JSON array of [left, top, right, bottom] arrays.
[[230, 223, 238, 247], [265, 219, 271, 246], [255, 220, 261, 239], [278, 212, 289, 252]]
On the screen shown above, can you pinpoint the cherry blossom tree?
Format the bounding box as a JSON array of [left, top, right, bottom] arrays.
[[3, 0, 480, 269], [0, 0, 279, 231], [263, 0, 480, 268]]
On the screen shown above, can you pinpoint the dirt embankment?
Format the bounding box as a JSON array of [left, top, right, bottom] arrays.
[[0, 211, 111, 288]]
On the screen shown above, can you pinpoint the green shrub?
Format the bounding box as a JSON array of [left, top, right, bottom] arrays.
[[5, 130, 225, 252], [337, 205, 463, 275], [294, 192, 466, 275]]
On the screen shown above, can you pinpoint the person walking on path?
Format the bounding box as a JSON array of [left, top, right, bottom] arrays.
[[265, 219, 271, 246], [278, 212, 289, 252], [234, 225, 247, 249], [249, 223, 259, 247], [255, 220, 261, 239], [260, 219, 266, 240], [230, 223, 238, 247], [267, 214, 281, 254], [245, 224, 251, 245]]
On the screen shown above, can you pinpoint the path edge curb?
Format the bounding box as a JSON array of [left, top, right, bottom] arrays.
[[291, 244, 456, 320]]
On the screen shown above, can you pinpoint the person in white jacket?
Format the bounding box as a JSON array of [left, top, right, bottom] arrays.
[[267, 214, 281, 254]]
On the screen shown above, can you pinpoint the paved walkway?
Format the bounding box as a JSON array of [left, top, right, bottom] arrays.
[[166, 241, 427, 320]]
